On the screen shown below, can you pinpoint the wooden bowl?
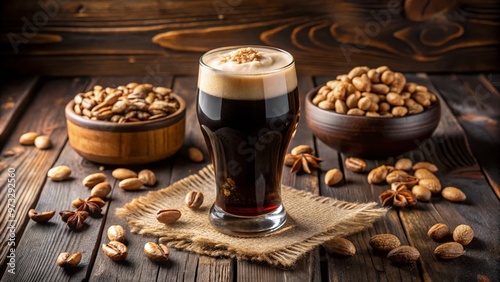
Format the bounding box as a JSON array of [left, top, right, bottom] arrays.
[[304, 87, 441, 158], [65, 94, 186, 165]]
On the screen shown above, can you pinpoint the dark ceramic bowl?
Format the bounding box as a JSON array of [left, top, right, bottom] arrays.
[[304, 86, 441, 158]]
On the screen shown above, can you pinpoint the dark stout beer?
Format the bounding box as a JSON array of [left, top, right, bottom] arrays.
[[197, 88, 299, 216], [198, 46, 298, 234]]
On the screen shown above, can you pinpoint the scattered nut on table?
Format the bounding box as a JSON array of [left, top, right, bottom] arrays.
[[108, 225, 127, 243], [144, 242, 170, 263], [47, 165, 72, 181], [57, 252, 82, 268], [102, 241, 128, 262], [185, 191, 204, 209]]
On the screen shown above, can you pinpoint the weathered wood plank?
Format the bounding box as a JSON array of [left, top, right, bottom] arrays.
[[157, 75, 234, 282], [429, 73, 500, 198], [316, 74, 421, 282], [1, 1, 498, 76], [395, 74, 500, 282], [0, 76, 39, 149], [0, 77, 90, 280], [80, 76, 182, 282]]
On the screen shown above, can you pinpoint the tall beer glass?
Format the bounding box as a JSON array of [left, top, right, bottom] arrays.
[[197, 46, 299, 236]]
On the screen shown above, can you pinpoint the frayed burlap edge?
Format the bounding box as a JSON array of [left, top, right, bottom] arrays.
[[116, 166, 387, 268]]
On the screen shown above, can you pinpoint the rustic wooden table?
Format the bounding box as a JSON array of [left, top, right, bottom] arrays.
[[1, 73, 499, 282]]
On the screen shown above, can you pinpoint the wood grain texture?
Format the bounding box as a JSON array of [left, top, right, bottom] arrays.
[[157, 75, 233, 282], [5, 144, 115, 282], [429, 74, 500, 198], [395, 74, 500, 282], [0, 76, 39, 148], [0, 0, 498, 76], [0, 77, 90, 279], [314, 77, 421, 282], [1, 73, 499, 281]]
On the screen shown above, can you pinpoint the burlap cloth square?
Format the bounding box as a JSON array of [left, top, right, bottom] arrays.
[[116, 166, 386, 268]]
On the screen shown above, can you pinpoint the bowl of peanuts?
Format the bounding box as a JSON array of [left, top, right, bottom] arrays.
[[65, 83, 186, 165], [305, 66, 440, 158]]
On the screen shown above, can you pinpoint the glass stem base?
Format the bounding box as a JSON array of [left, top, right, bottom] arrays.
[[209, 204, 287, 237]]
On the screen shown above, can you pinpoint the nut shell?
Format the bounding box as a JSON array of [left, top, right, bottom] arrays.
[[34, 135, 52, 149], [47, 166, 72, 181], [369, 234, 401, 252], [188, 147, 204, 163], [102, 241, 128, 262], [144, 242, 170, 263], [442, 187, 466, 202], [453, 224, 474, 246], [57, 252, 82, 268], [138, 169, 157, 186], [411, 185, 432, 201], [91, 182, 112, 198], [394, 158, 412, 171], [119, 178, 143, 191], [387, 246, 420, 264], [185, 191, 204, 209], [323, 237, 356, 256], [434, 242, 465, 259], [325, 169, 343, 186], [112, 168, 137, 180], [156, 209, 181, 224], [82, 173, 106, 188], [19, 132, 39, 145], [427, 223, 450, 240], [344, 157, 366, 172], [108, 225, 127, 243]]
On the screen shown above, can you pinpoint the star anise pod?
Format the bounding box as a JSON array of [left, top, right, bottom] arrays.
[[379, 186, 417, 208], [59, 210, 89, 231], [72, 196, 106, 216], [285, 153, 323, 174]]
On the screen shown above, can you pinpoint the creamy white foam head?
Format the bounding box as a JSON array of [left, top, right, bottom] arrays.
[[198, 46, 297, 100]]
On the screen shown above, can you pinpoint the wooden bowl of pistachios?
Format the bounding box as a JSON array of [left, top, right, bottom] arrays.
[[65, 83, 186, 165], [304, 66, 441, 158]]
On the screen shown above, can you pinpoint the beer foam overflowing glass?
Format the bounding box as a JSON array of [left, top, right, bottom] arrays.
[[197, 46, 299, 236]]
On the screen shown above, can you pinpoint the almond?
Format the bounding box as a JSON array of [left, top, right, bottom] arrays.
[[418, 178, 441, 194], [34, 135, 52, 150], [442, 187, 466, 202], [325, 169, 343, 186], [412, 161, 438, 172], [411, 185, 432, 201], [344, 157, 366, 172], [47, 166, 72, 181], [112, 168, 137, 180], [291, 145, 313, 155], [368, 165, 389, 184], [414, 168, 439, 181], [369, 234, 401, 252], [19, 132, 39, 145], [91, 182, 112, 198], [323, 237, 356, 256], [82, 173, 106, 188], [138, 169, 156, 186], [427, 223, 450, 240], [156, 209, 181, 224], [119, 178, 143, 191], [387, 246, 420, 264], [188, 147, 204, 163], [394, 158, 412, 171], [434, 242, 465, 259], [453, 224, 474, 246]]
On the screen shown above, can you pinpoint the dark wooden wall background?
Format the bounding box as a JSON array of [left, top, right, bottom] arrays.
[[0, 0, 499, 76]]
